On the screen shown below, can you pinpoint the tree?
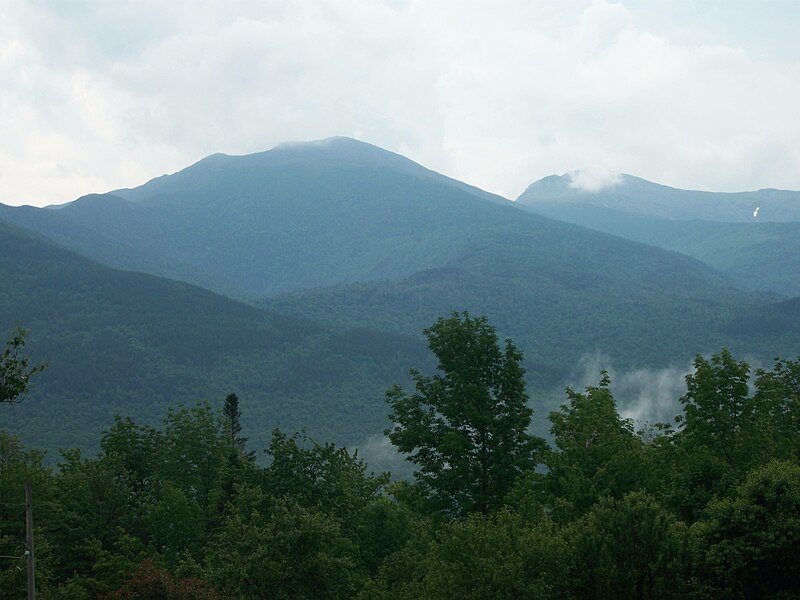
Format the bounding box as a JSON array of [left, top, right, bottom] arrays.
[[693, 460, 800, 599], [386, 312, 544, 516], [752, 356, 800, 460], [669, 350, 755, 520], [420, 508, 566, 599], [1, 326, 46, 404], [544, 373, 645, 522], [564, 492, 689, 600], [206, 489, 361, 599], [157, 402, 226, 511], [677, 349, 752, 469], [222, 393, 251, 460], [263, 429, 388, 533]]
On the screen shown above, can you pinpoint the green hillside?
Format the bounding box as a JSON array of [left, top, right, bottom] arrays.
[[0, 221, 429, 456], [516, 199, 800, 296], [5, 139, 796, 380], [0, 138, 516, 298], [259, 218, 797, 381], [3, 140, 799, 458]]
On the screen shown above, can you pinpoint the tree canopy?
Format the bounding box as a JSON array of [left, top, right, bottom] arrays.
[[1, 326, 46, 404], [386, 312, 544, 516]]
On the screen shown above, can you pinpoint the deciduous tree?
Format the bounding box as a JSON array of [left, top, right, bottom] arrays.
[[1, 326, 46, 404], [386, 313, 544, 516]]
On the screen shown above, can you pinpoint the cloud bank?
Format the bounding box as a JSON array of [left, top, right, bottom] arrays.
[[3, 0, 800, 206]]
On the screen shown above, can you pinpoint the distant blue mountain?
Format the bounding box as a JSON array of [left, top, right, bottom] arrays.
[[517, 173, 800, 295], [518, 173, 800, 222]]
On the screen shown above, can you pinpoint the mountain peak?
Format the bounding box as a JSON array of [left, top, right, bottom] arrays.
[[112, 137, 509, 208], [520, 170, 628, 198]]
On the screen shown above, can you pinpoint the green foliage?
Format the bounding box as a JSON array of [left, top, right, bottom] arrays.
[[206, 489, 362, 600], [99, 416, 162, 499], [678, 349, 752, 468], [387, 313, 544, 516], [145, 482, 202, 569], [263, 429, 389, 531], [666, 349, 772, 521], [563, 492, 689, 600], [545, 373, 644, 522], [158, 402, 226, 510], [353, 497, 421, 576], [692, 460, 800, 599], [752, 356, 800, 460], [0, 326, 46, 404], [1, 345, 799, 598], [420, 509, 566, 599]]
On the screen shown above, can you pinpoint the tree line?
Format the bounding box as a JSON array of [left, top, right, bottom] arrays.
[[1, 315, 799, 598]]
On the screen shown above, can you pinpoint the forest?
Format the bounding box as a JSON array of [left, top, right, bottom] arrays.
[[1, 314, 799, 599]]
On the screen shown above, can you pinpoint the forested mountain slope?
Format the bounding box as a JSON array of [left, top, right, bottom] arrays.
[[0, 221, 429, 456], [517, 179, 800, 296], [4, 138, 797, 384], [259, 218, 799, 379], [0, 137, 515, 298]]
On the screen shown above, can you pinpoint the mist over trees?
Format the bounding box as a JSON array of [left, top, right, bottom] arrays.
[[1, 317, 798, 598]]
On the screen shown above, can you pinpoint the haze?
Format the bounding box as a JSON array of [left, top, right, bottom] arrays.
[[3, 0, 800, 207]]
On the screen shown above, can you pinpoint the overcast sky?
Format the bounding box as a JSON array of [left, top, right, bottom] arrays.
[[2, 0, 800, 207]]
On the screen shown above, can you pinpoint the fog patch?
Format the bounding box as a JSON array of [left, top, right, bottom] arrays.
[[564, 352, 693, 427], [351, 433, 413, 480]]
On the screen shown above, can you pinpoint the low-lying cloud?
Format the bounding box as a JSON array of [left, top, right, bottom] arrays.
[[565, 352, 694, 427], [567, 168, 623, 193]]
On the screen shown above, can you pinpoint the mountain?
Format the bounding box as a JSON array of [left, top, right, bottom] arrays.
[[518, 173, 800, 222], [3, 140, 799, 456], [257, 231, 799, 383], [0, 137, 514, 298], [517, 175, 800, 296], [0, 220, 429, 457]]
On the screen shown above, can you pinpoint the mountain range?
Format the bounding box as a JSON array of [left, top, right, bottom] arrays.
[[518, 173, 800, 296], [2, 138, 798, 456]]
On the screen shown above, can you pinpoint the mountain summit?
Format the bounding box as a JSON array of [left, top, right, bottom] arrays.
[[114, 137, 505, 208]]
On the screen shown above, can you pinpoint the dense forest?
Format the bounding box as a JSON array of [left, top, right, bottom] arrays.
[[2, 315, 798, 599], [4, 139, 800, 460]]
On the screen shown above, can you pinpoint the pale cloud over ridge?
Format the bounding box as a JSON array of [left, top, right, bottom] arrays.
[[2, 0, 800, 206]]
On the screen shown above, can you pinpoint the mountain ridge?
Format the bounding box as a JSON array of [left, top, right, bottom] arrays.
[[518, 172, 800, 222], [0, 219, 430, 456]]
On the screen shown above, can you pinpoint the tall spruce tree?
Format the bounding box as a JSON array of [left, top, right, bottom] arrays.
[[222, 392, 252, 460], [386, 312, 544, 516]]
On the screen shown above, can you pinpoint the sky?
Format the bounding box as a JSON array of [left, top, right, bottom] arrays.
[[2, 0, 800, 207]]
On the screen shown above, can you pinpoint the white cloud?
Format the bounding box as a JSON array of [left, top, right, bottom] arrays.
[[566, 351, 692, 426], [2, 0, 800, 206], [567, 168, 623, 192]]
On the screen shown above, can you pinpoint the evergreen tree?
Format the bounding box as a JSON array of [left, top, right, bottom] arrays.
[[222, 393, 244, 454]]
